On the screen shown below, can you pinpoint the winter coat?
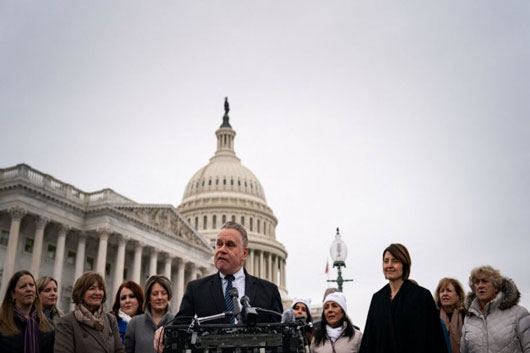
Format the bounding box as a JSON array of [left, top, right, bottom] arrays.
[[54, 311, 124, 353], [359, 280, 447, 353], [310, 327, 362, 353], [0, 313, 54, 353], [461, 277, 530, 353], [124, 309, 174, 353]]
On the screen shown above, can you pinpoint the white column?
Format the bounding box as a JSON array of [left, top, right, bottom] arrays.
[[74, 233, 87, 280], [248, 249, 254, 275], [113, 234, 127, 296], [254, 251, 260, 277], [175, 258, 187, 311], [0, 206, 26, 298], [280, 258, 286, 289], [132, 241, 143, 284], [31, 216, 49, 277], [96, 227, 110, 276], [53, 224, 69, 299], [267, 253, 272, 281], [187, 263, 197, 283], [272, 254, 278, 285], [149, 248, 159, 276], [164, 253, 173, 279], [259, 251, 265, 279]]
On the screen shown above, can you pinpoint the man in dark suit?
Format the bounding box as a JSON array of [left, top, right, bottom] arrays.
[[175, 221, 283, 324]]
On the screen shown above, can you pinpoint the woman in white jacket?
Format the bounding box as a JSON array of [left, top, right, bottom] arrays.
[[461, 265, 530, 353]]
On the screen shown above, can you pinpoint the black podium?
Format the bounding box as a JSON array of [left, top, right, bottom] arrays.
[[164, 323, 306, 353]]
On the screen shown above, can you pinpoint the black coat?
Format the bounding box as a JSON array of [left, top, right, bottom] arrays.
[[359, 280, 446, 353], [0, 314, 54, 353], [175, 271, 283, 324]]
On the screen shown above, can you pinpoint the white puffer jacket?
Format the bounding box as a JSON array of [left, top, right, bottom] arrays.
[[461, 278, 530, 353]]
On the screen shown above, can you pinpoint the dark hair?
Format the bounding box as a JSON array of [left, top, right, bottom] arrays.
[[0, 270, 52, 335], [220, 221, 248, 247], [383, 243, 412, 280], [143, 275, 172, 312], [292, 301, 313, 323], [72, 271, 106, 305], [313, 306, 355, 346], [434, 277, 466, 312], [111, 281, 145, 317]]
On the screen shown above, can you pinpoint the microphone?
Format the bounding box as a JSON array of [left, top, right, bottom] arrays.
[[228, 287, 241, 322], [281, 308, 295, 324], [240, 295, 258, 326]]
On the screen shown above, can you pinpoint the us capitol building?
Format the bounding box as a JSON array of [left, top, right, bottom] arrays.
[[0, 100, 288, 312]]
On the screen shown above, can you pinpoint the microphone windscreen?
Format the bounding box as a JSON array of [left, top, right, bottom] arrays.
[[281, 308, 295, 323], [228, 287, 239, 298]]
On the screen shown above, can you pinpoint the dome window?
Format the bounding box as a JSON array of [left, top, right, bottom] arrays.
[[196, 182, 199, 188], [257, 220, 261, 233], [231, 179, 234, 186], [250, 183, 253, 189], [250, 217, 253, 231], [194, 217, 199, 230], [223, 178, 226, 185], [216, 179, 219, 185], [203, 215, 208, 229], [238, 180, 241, 186], [222, 215, 226, 224], [231, 215, 236, 222], [213, 215, 217, 229], [241, 216, 245, 226], [245, 181, 247, 187], [202, 180, 205, 186]]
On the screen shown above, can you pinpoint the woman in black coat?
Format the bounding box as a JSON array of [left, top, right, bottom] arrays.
[[359, 244, 446, 353], [0, 270, 54, 353]]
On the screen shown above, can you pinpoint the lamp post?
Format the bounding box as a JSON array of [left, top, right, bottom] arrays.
[[327, 227, 353, 292]]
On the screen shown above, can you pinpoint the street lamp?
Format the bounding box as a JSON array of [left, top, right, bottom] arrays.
[[327, 227, 353, 292]]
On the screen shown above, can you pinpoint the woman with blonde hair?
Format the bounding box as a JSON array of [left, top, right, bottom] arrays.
[[54, 271, 123, 353], [36, 276, 62, 324], [461, 265, 530, 353], [434, 277, 466, 353], [0, 270, 54, 353]]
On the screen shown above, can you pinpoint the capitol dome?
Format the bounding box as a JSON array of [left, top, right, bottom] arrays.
[[177, 99, 288, 296]]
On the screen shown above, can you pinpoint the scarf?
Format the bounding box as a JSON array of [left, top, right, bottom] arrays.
[[440, 309, 463, 353], [326, 324, 344, 343], [118, 309, 132, 323], [74, 304, 105, 331], [14, 306, 40, 353]]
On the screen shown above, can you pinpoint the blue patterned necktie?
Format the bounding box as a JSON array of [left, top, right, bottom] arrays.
[[224, 274, 236, 323]]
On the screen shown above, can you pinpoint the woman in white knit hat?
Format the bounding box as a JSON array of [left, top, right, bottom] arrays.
[[292, 297, 314, 344], [310, 292, 362, 353]]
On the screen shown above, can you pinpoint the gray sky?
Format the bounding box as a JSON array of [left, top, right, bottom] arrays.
[[1, 1, 529, 328]]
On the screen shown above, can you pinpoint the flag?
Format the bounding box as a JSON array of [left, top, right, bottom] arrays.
[[325, 260, 329, 274]]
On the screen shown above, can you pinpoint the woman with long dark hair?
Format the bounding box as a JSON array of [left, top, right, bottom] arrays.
[[110, 281, 144, 343], [311, 292, 362, 353], [0, 270, 54, 353]]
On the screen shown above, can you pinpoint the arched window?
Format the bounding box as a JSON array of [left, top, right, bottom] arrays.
[[213, 215, 217, 229], [203, 215, 208, 229], [257, 219, 261, 233], [223, 179, 227, 185], [241, 216, 245, 226], [232, 215, 236, 222], [194, 217, 199, 230], [250, 217, 253, 231], [222, 215, 226, 224]]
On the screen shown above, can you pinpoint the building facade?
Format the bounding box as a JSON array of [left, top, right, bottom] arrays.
[[177, 100, 288, 298], [0, 164, 213, 312]]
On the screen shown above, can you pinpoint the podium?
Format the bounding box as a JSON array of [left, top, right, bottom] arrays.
[[164, 323, 306, 353]]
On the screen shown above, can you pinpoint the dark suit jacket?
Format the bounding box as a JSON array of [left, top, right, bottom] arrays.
[[175, 270, 283, 324]]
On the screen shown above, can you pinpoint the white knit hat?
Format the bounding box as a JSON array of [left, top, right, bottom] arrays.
[[291, 297, 312, 311], [323, 292, 347, 314]]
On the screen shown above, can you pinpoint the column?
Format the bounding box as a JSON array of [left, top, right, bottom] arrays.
[[187, 262, 196, 284], [149, 248, 159, 276], [132, 241, 143, 284], [113, 234, 127, 296], [96, 227, 110, 275], [31, 216, 49, 277], [164, 253, 173, 279], [175, 258, 187, 311], [53, 224, 70, 299], [74, 233, 87, 281], [272, 254, 278, 285], [267, 252, 272, 281], [248, 249, 254, 275], [259, 251, 265, 279], [0, 206, 26, 298], [280, 259, 286, 289], [254, 251, 260, 277]]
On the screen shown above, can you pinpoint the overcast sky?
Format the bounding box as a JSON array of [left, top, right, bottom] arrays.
[[1, 1, 529, 328]]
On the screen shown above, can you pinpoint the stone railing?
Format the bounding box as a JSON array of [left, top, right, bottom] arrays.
[[0, 164, 134, 206]]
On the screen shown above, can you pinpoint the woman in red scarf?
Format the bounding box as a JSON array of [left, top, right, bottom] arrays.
[[0, 270, 54, 353]]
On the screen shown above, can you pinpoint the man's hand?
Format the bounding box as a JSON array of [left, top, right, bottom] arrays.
[[153, 326, 165, 353]]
